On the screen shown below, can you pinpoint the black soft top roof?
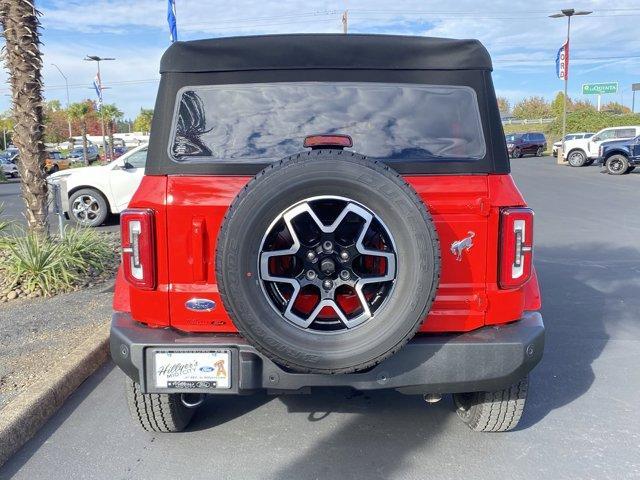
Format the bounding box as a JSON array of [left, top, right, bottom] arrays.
[[160, 34, 492, 73]]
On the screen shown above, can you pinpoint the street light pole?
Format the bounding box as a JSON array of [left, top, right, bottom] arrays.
[[84, 55, 115, 161], [549, 9, 592, 161], [51, 63, 72, 139]]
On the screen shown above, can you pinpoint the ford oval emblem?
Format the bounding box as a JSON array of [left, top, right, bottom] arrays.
[[199, 366, 215, 373], [185, 298, 216, 312]]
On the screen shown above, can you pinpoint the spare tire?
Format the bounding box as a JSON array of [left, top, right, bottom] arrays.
[[216, 150, 440, 374]]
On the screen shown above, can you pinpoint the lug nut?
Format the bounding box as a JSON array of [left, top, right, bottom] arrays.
[[339, 270, 350, 280], [306, 270, 317, 280], [322, 240, 333, 252], [306, 250, 316, 261], [322, 279, 333, 290], [340, 250, 349, 261]]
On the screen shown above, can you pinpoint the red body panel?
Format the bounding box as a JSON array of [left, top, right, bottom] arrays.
[[122, 176, 170, 328], [118, 173, 541, 334]]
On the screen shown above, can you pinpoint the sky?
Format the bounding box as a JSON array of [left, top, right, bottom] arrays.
[[1, 0, 639, 120]]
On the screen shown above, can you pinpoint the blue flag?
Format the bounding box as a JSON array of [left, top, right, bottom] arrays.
[[167, 0, 178, 43], [93, 72, 102, 106]]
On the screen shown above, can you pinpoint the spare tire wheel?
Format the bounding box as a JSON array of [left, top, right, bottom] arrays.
[[216, 150, 441, 374]]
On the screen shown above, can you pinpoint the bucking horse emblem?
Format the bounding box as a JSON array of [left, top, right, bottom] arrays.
[[450, 231, 475, 261]]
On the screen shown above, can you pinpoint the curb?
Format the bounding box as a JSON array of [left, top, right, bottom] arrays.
[[0, 322, 110, 467]]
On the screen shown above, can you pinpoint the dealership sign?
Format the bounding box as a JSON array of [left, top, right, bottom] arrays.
[[582, 82, 618, 95]]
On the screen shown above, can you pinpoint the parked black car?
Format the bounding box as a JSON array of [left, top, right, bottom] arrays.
[[597, 135, 640, 175], [505, 132, 547, 158]]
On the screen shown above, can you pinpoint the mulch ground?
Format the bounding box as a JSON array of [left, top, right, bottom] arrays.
[[0, 284, 114, 410]]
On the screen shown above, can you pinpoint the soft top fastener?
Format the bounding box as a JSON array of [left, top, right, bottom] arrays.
[[303, 134, 353, 150]]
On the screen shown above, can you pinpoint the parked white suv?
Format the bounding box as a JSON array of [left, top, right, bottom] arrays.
[[552, 132, 594, 157], [564, 126, 640, 167], [48, 144, 147, 227]]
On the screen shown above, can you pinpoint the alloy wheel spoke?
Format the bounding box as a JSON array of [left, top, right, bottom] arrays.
[[259, 197, 397, 332]]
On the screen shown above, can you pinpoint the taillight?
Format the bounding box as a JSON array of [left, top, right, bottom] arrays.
[[121, 209, 156, 290], [499, 207, 534, 289]]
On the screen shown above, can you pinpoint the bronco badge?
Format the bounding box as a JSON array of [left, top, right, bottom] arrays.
[[450, 231, 475, 261]]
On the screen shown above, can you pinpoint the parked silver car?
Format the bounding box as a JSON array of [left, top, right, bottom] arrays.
[[0, 157, 19, 178]]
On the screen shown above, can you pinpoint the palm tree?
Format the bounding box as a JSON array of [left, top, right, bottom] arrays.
[[100, 104, 123, 161], [0, 0, 49, 235], [67, 102, 90, 165]]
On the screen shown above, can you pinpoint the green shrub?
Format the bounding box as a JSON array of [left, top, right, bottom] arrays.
[[0, 203, 10, 236], [0, 226, 113, 296], [58, 226, 112, 273], [547, 111, 640, 136], [2, 233, 75, 294]]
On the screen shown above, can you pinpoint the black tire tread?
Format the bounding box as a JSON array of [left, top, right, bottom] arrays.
[[454, 376, 528, 432], [216, 149, 441, 374], [125, 378, 194, 432], [605, 154, 629, 175]]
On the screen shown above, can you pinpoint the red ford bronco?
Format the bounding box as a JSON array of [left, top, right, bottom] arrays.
[[111, 34, 544, 433]]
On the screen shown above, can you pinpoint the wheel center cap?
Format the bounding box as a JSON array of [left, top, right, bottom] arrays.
[[319, 258, 336, 276]]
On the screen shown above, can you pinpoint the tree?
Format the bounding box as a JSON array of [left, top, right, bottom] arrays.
[[67, 102, 90, 165], [0, 0, 49, 235], [117, 118, 133, 133], [43, 100, 70, 144], [496, 97, 510, 116], [512, 96, 552, 120], [550, 92, 573, 118], [601, 102, 631, 114], [0, 112, 13, 150], [99, 103, 123, 161], [573, 100, 596, 112], [133, 108, 153, 133]]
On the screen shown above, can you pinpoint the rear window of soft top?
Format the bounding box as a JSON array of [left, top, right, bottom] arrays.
[[169, 82, 486, 163]]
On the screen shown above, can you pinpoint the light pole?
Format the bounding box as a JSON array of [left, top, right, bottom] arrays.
[[51, 63, 72, 139], [84, 55, 115, 161], [549, 8, 592, 160]]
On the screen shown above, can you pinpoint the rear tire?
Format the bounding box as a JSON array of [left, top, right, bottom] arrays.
[[511, 148, 521, 158], [453, 376, 528, 432], [125, 378, 195, 433], [605, 154, 629, 175]]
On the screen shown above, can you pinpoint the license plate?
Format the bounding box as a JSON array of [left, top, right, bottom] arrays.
[[154, 350, 231, 389]]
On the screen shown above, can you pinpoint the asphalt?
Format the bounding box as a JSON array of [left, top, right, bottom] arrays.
[[0, 181, 119, 233], [2, 157, 639, 480]]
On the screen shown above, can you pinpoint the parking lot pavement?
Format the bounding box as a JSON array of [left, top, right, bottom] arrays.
[[0, 181, 120, 233], [2, 156, 639, 480]]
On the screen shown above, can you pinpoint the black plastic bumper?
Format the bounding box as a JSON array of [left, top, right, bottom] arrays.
[[110, 311, 544, 395]]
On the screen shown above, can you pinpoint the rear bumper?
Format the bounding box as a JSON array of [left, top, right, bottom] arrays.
[[110, 311, 545, 395]]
